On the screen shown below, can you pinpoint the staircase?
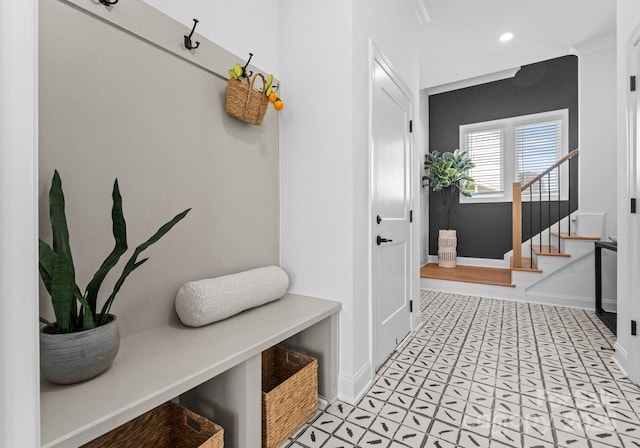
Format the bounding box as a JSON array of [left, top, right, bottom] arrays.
[[508, 213, 604, 307], [421, 149, 611, 309]]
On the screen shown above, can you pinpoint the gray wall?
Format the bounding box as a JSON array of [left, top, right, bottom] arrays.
[[39, 0, 280, 338], [428, 56, 579, 259]]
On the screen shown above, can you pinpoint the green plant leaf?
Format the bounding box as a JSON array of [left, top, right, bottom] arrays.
[[46, 171, 81, 330], [84, 179, 128, 316], [38, 239, 56, 295], [76, 295, 94, 330], [423, 149, 476, 229], [49, 254, 76, 333], [49, 171, 76, 281], [98, 208, 191, 322]]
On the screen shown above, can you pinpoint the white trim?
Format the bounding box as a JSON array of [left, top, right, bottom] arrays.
[[623, 22, 640, 388], [337, 362, 372, 405], [419, 285, 604, 314], [613, 343, 629, 377], [459, 109, 570, 204], [525, 250, 593, 290], [524, 291, 594, 309], [368, 40, 415, 383], [0, 0, 40, 446], [425, 67, 520, 96], [571, 34, 616, 57], [601, 299, 617, 313], [317, 396, 331, 410], [420, 278, 518, 301]]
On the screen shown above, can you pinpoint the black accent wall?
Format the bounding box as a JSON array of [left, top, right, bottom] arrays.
[[428, 55, 579, 259]]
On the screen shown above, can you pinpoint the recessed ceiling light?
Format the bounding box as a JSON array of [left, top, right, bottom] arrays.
[[499, 32, 514, 43]]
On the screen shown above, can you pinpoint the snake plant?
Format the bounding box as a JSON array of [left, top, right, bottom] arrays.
[[39, 170, 191, 333]]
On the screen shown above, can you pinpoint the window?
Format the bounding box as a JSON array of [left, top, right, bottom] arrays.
[[458, 109, 568, 203], [465, 128, 504, 196], [516, 120, 561, 194]]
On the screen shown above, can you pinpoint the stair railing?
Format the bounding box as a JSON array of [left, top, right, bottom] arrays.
[[512, 148, 580, 269]]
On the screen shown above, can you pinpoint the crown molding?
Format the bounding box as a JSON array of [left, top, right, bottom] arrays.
[[425, 67, 520, 95], [570, 34, 616, 56]]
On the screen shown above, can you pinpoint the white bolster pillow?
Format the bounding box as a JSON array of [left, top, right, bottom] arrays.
[[175, 266, 289, 327]]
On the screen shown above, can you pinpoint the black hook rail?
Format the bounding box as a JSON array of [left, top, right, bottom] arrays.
[[184, 19, 200, 50]]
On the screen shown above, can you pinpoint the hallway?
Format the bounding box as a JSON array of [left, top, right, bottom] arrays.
[[284, 291, 640, 447]]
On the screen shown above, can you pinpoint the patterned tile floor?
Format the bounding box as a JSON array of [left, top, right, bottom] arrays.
[[282, 290, 640, 448]]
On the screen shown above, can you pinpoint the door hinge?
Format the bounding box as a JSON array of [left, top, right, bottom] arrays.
[[632, 320, 637, 336], [409, 300, 413, 313], [632, 198, 637, 214], [410, 210, 413, 223], [409, 120, 413, 133], [632, 76, 637, 92]]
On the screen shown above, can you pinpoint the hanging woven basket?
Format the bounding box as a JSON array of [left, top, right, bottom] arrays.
[[225, 73, 269, 126]]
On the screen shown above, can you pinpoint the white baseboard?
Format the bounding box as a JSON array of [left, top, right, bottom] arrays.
[[421, 278, 518, 301], [318, 396, 331, 410], [614, 342, 629, 376], [601, 299, 617, 313], [525, 291, 594, 310], [338, 362, 372, 405]]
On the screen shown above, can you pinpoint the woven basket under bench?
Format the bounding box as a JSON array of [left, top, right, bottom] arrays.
[[262, 346, 318, 448], [81, 401, 223, 448]]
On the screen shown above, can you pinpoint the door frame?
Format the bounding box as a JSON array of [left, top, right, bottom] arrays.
[[0, 0, 40, 446], [619, 23, 640, 382], [368, 40, 416, 375]]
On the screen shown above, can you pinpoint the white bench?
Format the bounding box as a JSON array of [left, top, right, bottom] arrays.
[[40, 293, 341, 448]]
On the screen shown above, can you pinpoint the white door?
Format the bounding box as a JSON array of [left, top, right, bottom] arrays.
[[628, 30, 640, 384], [371, 49, 413, 371]]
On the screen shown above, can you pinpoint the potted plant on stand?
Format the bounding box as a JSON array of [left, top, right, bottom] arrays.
[[423, 149, 475, 268], [39, 170, 190, 384]]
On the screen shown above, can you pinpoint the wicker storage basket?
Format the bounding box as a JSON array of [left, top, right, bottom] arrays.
[[225, 73, 269, 126], [262, 346, 318, 448], [81, 401, 223, 448]]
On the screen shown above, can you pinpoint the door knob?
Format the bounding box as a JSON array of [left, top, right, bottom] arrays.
[[376, 235, 393, 245], [376, 215, 382, 224]]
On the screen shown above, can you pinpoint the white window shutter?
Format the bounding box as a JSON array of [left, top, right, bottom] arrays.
[[465, 129, 504, 195], [516, 120, 561, 193]]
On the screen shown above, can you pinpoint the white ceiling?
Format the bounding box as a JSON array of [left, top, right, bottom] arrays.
[[419, 0, 616, 90]]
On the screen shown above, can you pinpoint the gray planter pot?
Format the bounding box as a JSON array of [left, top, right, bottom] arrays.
[[40, 315, 120, 385]]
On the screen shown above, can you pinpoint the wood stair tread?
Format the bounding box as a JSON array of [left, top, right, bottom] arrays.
[[551, 232, 600, 241], [420, 263, 514, 287], [510, 257, 542, 273], [531, 245, 570, 257]]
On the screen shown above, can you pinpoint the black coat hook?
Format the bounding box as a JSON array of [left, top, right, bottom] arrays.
[[184, 19, 200, 50], [99, 0, 118, 6], [242, 53, 254, 78]]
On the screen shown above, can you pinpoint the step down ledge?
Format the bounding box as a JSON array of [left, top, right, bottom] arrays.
[[551, 232, 601, 241], [531, 245, 570, 257], [420, 263, 514, 288]]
